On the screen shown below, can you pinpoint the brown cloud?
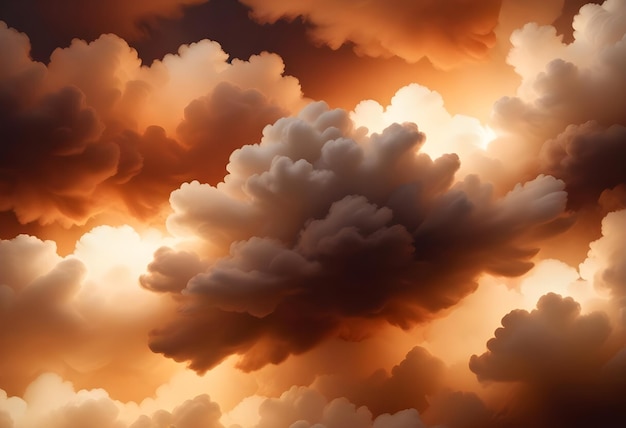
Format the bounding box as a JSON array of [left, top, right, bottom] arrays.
[[315, 347, 445, 417], [148, 102, 569, 372], [470, 292, 626, 427], [540, 122, 626, 209], [0, 23, 303, 228], [239, 0, 501, 68]]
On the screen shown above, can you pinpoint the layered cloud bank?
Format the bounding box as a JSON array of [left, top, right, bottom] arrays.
[[1, 1, 626, 428]]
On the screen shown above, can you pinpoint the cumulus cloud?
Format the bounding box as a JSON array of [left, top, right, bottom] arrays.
[[239, 0, 501, 68], [130, 395, 224, 428], [540, 122, 626, 208], [351, 83, 495, 164], [0, 227, 177, 399], [470, 292, 626, 427], [3, 3, 626, 428], [147, 101, 569, 372], [0, 374, 226, 428], [488, 0, 626, 203], [0, 22, 303, 227], [314, 347, 445, 417], [1, 372, 439, 428], [0, 0, 208, 41], [580, 210, 626, 300], [470, 293, 612, 383], [254, 386, 426, 428]]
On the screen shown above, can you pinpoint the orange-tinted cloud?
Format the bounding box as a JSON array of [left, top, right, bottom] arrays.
[[314, 347, 445, 417], [488, 0, 626, 200], [0, 23, 303, 227], [2, 3, 626, 428], [254, 386, 427, 428], [240, 0, 501, 68], [0, 227, 178, 399]]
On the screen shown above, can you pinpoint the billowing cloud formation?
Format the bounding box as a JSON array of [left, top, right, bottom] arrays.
[[2, 3, 626, 428], [131, 394, 224, 428], [315, 346, 445, 417], [0, 374, 226, 428], [470, 293, 611, 383], [470, 292, 626, 427], [580, 210, 626, 299], [0, 227, 177, 399], [240, 0, 501, 67], [0, 22, 303, 227], [541, 123, 626, 208], [254, 387, 426, 428], [490, 0, 626, 205], [147, 101, 569, 372], [350, 83, 495, 168], [0, 373, 438, 428]]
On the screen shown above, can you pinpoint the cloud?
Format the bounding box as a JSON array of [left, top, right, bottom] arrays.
[[470, 293, 612, 383], [0, 84, 118, 225], [239, 0, 501, 68], [148, 101, 569, 372], [540, 122, 626, 208], [314, 347, 445, 417], [130, 395, 224, 428], [350, 83, 494, 163], [0, 0, 208, 41], [580, 210, 626, 300], [488, 0, 626, 202], [421, 390, 493, 428], [0, 227, 177, 400], [0, 373, 226, 428], [0, 23, 303, 227], [254, 386, 426, 428], [470, 292, 626, 427], [3, 3, 626, 428]]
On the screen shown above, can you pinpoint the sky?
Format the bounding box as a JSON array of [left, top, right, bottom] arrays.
[[1, 0, 626, 427]]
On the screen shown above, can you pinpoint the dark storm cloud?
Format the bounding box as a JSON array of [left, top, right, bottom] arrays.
[[470, 292, 626, 427], [148, 102, 569, 372]]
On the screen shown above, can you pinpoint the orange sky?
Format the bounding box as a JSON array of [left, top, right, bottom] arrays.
[[1, 1, 626, 427]]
